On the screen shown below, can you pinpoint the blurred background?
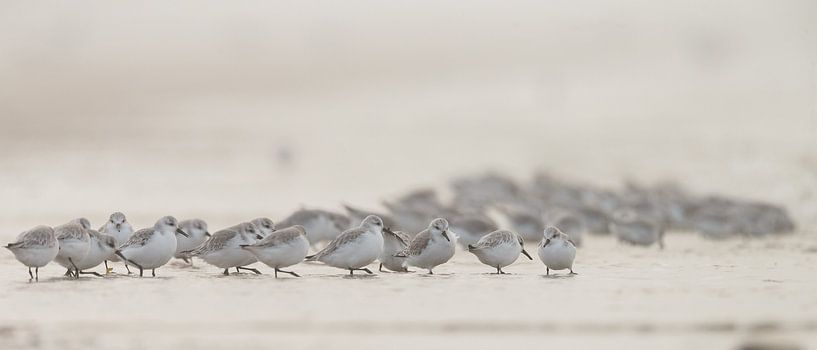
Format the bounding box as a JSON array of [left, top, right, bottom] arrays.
[[1, 1, 815, 230], [2, 2, 817, 350]]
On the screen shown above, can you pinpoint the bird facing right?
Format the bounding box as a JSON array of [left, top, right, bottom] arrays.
[[537, 226, 577, 275], [467, 229, 532, 274], [305, 215, 385, 276], [395, 218, 456, 274]]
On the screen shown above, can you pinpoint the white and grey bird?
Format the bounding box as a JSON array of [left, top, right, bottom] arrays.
[[4, 225, 59, 281], [54, 219, 91, 279], [395, 218, 456, 274], [114, 216, 189, 277], [305, 215, 385, 276], [251, 217, 276, 237], [175, 219, 210, 264], [467, 229, 533, 274], [379, 227, 410, 272], [99, 212, 135, 273], [547, 211, 585, 247], [278, 209, 351, 246], [181, 222, 264, 275], [71, 230, 118, 278], [609, 210, 665, 248], [538, 226, 577, 275], [241, 225, 309, 278]]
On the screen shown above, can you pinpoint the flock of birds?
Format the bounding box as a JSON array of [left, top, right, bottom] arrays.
[[4, 172, 795, 281]]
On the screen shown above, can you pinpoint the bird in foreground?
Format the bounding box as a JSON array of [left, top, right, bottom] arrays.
[[241, 225, 309, 278], [278, 209, 351, 246], [181, 222, 263, 275], [175, 219, 210, 264], [5, 225, 59, 281], [70, 230, 117, 277], [99, 212, 134, 273], [251, 217, 276, 237], [305, 215, 385, 276], [609, 210, 665, 249], [379, 227, 410, 272], [538, 226, 577, 275], [468, 229, 532, 274], [395, 218, 456, 274], [115, 216, 189, 277], [54, 219, 91, 279]]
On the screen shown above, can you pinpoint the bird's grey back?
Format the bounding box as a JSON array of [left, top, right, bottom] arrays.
[[312, 226, 368, 259], [55, 222, 88, 241], [253, 226, 304, 248], [13, 226, 56, 248], [471, 230, 515, 249], [405, 229, 431, 256], [191, 229, 239, 254]]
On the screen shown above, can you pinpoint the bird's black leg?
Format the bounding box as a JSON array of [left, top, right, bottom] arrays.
[[28, 267, 33, 281], [69, 258, 80, 279], [152, 269, 156, 277], [349, 269, 354, 276], [223, 268, 229, 276], [547, 267, 550, 276], [125, 264, 132, 274], [428, 269, 434, 275], [35, 267, 39, 281], [496, 266, 501, 274], [237, 266, 262, 275], [79, 270, 103, 277], [236, 267, 240, 273], [139, 268, 144, 277], [276, 268, 300, 278], [104, 260, 109, 271], [354, 268, 373, 274], [569, 268, 577, 275], [379, 263, 383, 272]]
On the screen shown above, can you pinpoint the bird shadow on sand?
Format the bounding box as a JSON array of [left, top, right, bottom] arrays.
[[541, 273, 579, 279]]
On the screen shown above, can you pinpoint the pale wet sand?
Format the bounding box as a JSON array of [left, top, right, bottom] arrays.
[[2, 233, 816, 350]]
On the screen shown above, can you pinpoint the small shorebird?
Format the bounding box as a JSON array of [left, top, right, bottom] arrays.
[[175, 219, 210, 263], [609, 210, 665, 248], [467, 229, 532, 274], [54, 219, 91, 279], [241, 225, 309, 278], [71, 230, 118, 277], [99, 212, 134, 273], [379, 227, 410, 272], [278, 208, 350, 246], [5, 225, 59, 281], [305, 215, 385, 276], [537, 226, 577, 275], [181, 222, 263, 275], [115, 216, 189, 277], [251, 217, 276, 237], [395, 218, 455, 274]]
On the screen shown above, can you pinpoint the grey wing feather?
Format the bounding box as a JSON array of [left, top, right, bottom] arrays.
[[471, 230, 512, 250], [188, 230, 238, 256], [119, 228, 154, 249], [253, 226, 302, 248], [406, 230, 431, 256], [311, 227, 366, 260], [13, 226, 56, 248], [55, 223, 87, 241]]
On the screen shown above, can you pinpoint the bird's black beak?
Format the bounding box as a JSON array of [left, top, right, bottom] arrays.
[[205, 231, 211, 237], [176, 228, 189, 237], [255, 234, 263, 240], [442, 230, 450, 242], [522, 248, 533, 260], [115, 223, 122, 230], [542, 239, 550, 248]]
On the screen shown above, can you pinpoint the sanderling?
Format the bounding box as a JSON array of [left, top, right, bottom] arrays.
[[278, 209, 350, 246], [449, 213, 497, 248], [181, 222, 263, 275], [71, 230, 118, 277], [241, 225, 309, 278], [467, 229, 532, 274], [538, 226, 577, 275], [609, 210, 665, 248], [395, 218, 456, 274], [114, 216, 189, 277], [305, 215, 385, 276], [54, 220, 91, 279], [251, 217, 276, 237], [99, 212, 134, 273], [379, 226, 410, 272], [547, 211, 585, 247], [4, 225, 59, 281], [175, 219, 210, 263]]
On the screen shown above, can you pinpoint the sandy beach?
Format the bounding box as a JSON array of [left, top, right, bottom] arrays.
[[1, 1, 816, 349]]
